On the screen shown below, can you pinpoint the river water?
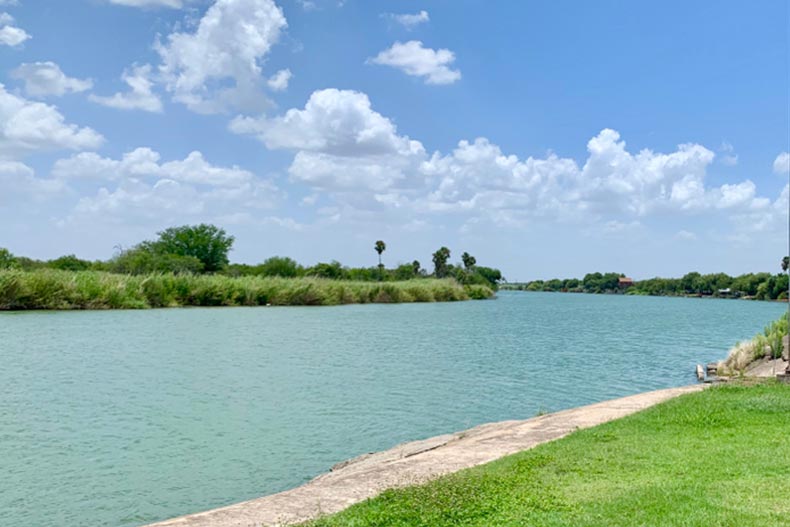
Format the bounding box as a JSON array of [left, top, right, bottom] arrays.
[[1, 292, 784, 526]]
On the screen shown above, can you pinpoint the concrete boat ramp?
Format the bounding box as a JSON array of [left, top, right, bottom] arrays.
[[148, 384, 704, 527]]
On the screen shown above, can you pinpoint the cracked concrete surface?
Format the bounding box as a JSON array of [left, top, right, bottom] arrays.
[[147, 384, 704, 527]]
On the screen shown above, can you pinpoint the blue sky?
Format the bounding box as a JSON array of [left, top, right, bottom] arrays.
[[0, 0, 787, 280]]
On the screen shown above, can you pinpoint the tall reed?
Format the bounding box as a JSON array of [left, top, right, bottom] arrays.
[[0, 270, 493, 310]]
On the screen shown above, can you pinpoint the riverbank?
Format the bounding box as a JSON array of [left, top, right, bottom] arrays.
[[501, 287, 788, 303], [502, 270, 790, 301], [146, 385, 704, 527], [716, 313, 788, 376], [0, 270, 493, 310], [303, 381, 788, 527]]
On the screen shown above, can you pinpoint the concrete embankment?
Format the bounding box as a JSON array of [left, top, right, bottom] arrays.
[[147, 384, 704, 527]]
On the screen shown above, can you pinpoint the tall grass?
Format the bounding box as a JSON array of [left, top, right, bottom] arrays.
[[0, 269, 493, 310], [719, 312, 788, 374]]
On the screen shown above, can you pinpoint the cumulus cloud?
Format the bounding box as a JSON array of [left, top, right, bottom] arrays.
[[0, 84, 103, 159], [55, 148, 279, 224], [0, 12, 29, 47], [424, 129, 778, 228], [774, 152, 790, 175], [420, 137, 580, 219], [369, 40, 461, 85], [89, 64, 163, 113], [579, 129, 723, 214], [233, 89, 781, 236], [729, 183, 788, 238], [53, 148, 257, 187], [387, 10, 429, 29], [230, 88, 426, 191], [0, 160, 64, 205], [267, 68, 292, 92], [155, 0, 287, 114], [11, 62, 93, 98]]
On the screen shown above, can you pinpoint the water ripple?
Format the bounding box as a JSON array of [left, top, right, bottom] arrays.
[[0, 293, 784, 527]]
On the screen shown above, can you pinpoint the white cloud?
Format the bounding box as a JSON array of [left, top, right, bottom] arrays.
[[230, 88, 426, 191], [267, 68, 292, 92], [11, 62, 93, 98], [0, 12, 29, 47], [729, 183, 788, 237], [233, 89, 780, 231], [106, 0, 184, 7], [387, 10, 429, 29], [0, 84, 103, 159], [232, 89, 781, 238], [0, 160, 64, 205], [370, 40, 460, 85], [56, 148, 279, 225], [579, 129, 723, 214], [774, 152, 790, 175], [718, 141, 738, 166], [420, 137, 580, 219], [89, 64, 163, 113], [53, 148, 256, 187], [70, 176, 279, 224], [155, 0, 287, 113], [675, 230, 697, 241]]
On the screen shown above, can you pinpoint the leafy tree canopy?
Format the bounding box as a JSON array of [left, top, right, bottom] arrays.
[[152, 224, 234, 273]]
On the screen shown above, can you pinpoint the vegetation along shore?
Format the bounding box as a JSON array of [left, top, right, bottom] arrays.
[[503, 263, 790, 301], [0, 224, 498, 310], [717, 313, 789, 375]]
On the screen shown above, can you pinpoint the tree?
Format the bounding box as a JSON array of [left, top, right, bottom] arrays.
[[393, 263, 416, 281], [258, 256, 302, 278], [412, 260, 421, 276], [432, 247, 451, 278], [0, 248, 18, 269], [476, 266, 503, 288], [306, 261, 344, 279], [48, 254, 91, 271], [782, 256, 789, 272], [461, 252, 477, 271], [111, 246, 204, 275], [374, 240, 386, 280], [153, 224, 234, 273], [680, 272, 702, 294]]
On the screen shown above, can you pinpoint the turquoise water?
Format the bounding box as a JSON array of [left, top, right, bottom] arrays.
[[0, 292, 785, 526]]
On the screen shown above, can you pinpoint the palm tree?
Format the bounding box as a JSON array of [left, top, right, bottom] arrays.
[[461, 252, 476, 271], [375, 240, 386, 280]]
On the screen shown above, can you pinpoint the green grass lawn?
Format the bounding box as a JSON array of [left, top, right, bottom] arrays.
[[306, 382, 790, 527]]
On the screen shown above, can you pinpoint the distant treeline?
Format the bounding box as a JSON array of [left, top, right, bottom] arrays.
[[0, 224, 504, 290], [502, 270, 789, 301]]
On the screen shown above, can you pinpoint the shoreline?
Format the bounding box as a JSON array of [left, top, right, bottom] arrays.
[[499, 289, 788, 303], [0, 270, 494, 310], [146, 385, 704, 527]]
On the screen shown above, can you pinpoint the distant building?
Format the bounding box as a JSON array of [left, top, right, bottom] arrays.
[[618, 277, 634, 288], [718, 288, 732, 296]]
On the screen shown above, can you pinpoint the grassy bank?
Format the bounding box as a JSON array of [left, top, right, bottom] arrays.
[[719, 313, 788, 374], [0, 270, 493, 310], [306, 382, 790, 527]]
